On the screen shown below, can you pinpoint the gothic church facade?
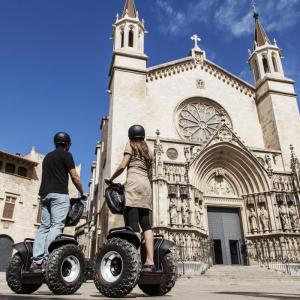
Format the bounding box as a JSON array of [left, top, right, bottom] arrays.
[[94, 0, 300, 267]]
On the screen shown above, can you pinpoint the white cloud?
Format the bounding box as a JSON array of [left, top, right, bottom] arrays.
[[154, 0, 300, 37], [155, 0, 217, 36]]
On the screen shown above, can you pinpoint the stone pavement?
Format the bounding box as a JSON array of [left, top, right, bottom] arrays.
[[1, 265, 300, 299]]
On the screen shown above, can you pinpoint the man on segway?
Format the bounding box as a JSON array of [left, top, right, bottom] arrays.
[[30, 132, 87, 272]]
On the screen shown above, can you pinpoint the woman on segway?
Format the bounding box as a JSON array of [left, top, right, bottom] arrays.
[[106, 124, 155, 272]]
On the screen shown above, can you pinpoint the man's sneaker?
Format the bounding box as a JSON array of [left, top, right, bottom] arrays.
[[29, 260, 44, 273]]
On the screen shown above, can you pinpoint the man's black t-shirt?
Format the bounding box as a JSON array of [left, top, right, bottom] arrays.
[[39, 148, 75, 197]]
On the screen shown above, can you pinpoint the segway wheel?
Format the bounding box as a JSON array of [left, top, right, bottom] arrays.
[[94, 237, 141, 298], [138, 252, 177, 296], [6, 254, 42, 294], [45, 244, 84, 295]]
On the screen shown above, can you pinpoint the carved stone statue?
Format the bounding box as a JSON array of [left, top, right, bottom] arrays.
[[248, 207, 258, 233], [186, 235, 192, 260], [288, 205, 300, 232], [169, 198, 178, 227], [278, 204, 290, 232], [195, 201, 203, 228], [259, 206, 270, 233], [177, 199, 182, 225], [182, 200, 190, 226]]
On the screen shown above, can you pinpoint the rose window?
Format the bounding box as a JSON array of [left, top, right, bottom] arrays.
[[178, 102, 229, 142]]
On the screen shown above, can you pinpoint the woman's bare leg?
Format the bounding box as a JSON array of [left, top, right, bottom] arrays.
[[143, 229, 154, 265]]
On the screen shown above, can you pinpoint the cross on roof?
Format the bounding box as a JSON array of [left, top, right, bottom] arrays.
[[191, 34, 201, 49]]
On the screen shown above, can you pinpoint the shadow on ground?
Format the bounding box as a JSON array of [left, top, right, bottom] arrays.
[[214, 291, 300, 299]]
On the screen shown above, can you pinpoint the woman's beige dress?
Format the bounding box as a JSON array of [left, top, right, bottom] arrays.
[[124, 142, 152, 210]]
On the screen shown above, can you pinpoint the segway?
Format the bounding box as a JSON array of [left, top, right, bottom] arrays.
[[93, 182, 177, 298], [6, 197, 86, 295]]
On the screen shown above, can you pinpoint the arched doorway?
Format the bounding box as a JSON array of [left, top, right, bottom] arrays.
[[190, 137, 270, 265], [0, 235, 14, 271]]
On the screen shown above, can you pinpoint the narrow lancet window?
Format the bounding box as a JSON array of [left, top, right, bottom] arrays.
[[262, 57, 270, 73], [272, 55, 278, 72], [129, 29, 134, 47], [121, 30, 125, 48], [253, 59, 260, 82]]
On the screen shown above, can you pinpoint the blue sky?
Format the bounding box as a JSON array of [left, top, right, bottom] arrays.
[[0, 0, 300, 190]]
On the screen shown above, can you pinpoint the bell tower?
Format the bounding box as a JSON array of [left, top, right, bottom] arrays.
[[248, 12, 284, 84], [112, 0, 145, 55], [107, 0, 148, 188], [248, 12, 300, 169]]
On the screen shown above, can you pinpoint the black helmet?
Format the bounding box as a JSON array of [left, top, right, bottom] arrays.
[[128, 125, 145, 141], [54, 132, 71, 147]]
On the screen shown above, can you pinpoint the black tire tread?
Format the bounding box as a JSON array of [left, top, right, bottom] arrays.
[[138, 252, 177, 296], [94, 237, 141, 298], [45, 244, 84, 295], [6, 254, 42, 294]]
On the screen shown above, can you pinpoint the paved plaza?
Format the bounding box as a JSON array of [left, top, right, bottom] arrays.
[[1, 266, 300, 300]]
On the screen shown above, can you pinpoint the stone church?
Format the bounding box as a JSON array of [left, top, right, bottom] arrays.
[[91, 0, 300, 268]]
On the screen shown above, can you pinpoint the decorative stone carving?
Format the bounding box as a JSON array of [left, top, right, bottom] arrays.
[[180, 186, 189, 198], [169, 198, 178, 228], [177, 102, 231, 143], [218, 127, 233, 142], [259, 206, 270, 233], [206, 170, 235, 197], [167, 184, 177, 197], [154, 129, 164, 178], [278, 204, 290, 232], [196, 79, 205, 89], [248, 207, 258, 233], [165, 164, 186, 183], [276, 193, 284, 203], [288, 205, 300, 232], [195, 201, 203, 228], [194, 53, 204, 65], [272, 174, 293, 192], [181, 200, 190, 227], [166, 148, 178, 160]]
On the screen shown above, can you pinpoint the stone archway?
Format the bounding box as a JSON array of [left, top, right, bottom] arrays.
[[190, 141, 270, 194], [189, 140, 271, 265], [0, 235, 14, 271]]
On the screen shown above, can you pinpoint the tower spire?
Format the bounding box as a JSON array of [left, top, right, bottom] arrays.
[[122, 0, 137, 18], [253, 12, 270, 48]]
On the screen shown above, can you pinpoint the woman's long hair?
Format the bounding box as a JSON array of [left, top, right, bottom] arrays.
[[130, 140, 153, 172]]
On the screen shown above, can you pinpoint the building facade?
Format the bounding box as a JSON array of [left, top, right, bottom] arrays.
[[89, 0, 300, 269], [0, 147, 80, 271]]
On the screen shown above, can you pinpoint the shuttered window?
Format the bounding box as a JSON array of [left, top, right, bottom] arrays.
[[5, 163, 15, 174], [2, 196, 16, 219], [18, 167, 28, 177]]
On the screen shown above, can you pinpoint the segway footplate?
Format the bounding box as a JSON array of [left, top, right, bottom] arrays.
[[139, 271, 163, 285], [21, 272, 44, 285]]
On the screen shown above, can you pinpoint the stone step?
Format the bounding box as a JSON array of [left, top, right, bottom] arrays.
[[203, 265, 300, 282]]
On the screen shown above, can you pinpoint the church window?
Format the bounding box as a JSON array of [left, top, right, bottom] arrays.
[[17, 166, 27, 177], [252, 59, 260, 82], [2, 196, 16, 219], [129, 29, 134, 47], [272, 54, 278, 72], [177, 99, 232, 143], [120, 30, 125, 48], [262, 57, 270, 73], [0, 161, 3, 171], [5, 163, 15, 174]]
